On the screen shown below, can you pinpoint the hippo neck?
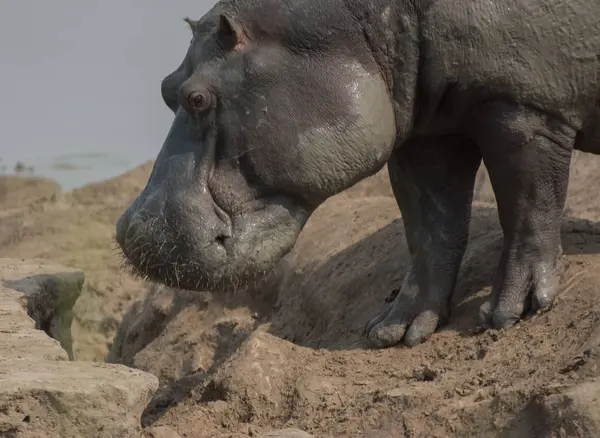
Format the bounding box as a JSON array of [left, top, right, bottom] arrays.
[[346, 0, 423, 142]]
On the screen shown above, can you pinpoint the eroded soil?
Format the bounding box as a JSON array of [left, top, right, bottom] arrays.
[[4, 152, 600, 437], [111, 153, 600, 437]]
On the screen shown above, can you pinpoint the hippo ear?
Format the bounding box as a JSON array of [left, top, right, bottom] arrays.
[[183, 17, 198, 32], [217, 14, 246, 49]]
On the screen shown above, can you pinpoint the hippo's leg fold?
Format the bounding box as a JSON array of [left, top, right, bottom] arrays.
[[366, 134, 481, 348], [472, 101, 574, 329]]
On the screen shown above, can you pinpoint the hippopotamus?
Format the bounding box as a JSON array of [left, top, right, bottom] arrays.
[[115, 0, 600, 348]]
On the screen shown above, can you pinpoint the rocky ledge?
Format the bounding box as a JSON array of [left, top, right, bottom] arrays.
[[0, 258, 158, 438]]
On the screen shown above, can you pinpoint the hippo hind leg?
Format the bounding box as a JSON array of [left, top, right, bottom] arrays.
[[366, 134, 481, 347], [471, 101, 575, 329]]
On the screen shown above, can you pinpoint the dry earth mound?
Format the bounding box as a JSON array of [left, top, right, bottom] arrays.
[[109, 152, 600, 437]]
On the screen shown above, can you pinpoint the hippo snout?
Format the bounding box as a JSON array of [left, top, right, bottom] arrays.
[[115, 185, 239, 288]]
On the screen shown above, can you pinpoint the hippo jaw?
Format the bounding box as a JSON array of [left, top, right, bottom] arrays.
[[116, 173, 309, 291], [115, 2, 398, 292]]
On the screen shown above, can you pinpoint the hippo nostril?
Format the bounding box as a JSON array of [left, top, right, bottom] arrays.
[[215, 234, 233, 253]]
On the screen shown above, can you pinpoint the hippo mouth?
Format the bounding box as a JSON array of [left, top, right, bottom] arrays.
[[117, 192, 309, 292]]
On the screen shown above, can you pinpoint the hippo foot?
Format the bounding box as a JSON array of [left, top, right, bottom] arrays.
[[478, 253, 563, 330], [365, 287, 444, 348]]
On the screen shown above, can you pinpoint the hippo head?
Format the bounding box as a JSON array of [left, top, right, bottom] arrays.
[[116, 0, 397, 291]]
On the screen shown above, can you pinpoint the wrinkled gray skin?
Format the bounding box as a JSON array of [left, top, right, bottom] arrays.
[[116, 0, 600, 348]]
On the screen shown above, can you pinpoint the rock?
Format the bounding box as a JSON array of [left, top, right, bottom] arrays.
[[0, 360, 158, 438], [0, 258, 159, 438], [1, 258, 84, 360], [259, 429, 314, 438]]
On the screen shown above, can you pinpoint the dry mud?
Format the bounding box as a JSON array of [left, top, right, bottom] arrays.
[[111, 153, 600, 437], [4, 152, 600, 437]]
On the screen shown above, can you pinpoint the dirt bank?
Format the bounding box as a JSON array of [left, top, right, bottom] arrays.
[[107, 151, 600, 437]]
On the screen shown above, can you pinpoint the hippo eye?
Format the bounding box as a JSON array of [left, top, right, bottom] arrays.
[[188, 89, 212, 113]]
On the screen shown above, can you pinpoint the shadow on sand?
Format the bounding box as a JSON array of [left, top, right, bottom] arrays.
[[129, 203, 600, 426]]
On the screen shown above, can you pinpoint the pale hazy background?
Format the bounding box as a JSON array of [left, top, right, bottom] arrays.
[[0, 0, 214, 190]]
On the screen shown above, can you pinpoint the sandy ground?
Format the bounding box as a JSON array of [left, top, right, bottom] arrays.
[[4, 152, 600, 436]]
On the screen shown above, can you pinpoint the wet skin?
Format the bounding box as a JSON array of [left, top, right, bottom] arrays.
[[117, 0, 600, 347]]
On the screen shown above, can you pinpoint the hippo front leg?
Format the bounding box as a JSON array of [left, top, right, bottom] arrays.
[[366, 134, 482, 347], [472, 102, 573, 329]]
